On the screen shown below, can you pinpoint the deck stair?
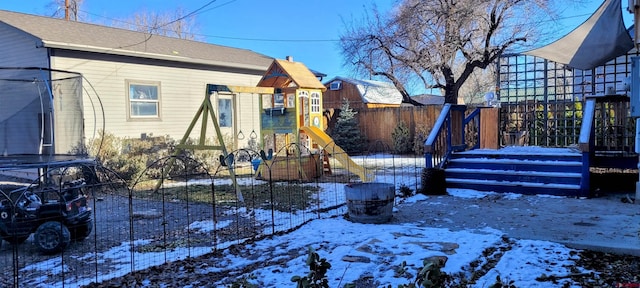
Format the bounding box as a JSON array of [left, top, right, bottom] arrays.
[[444, 148, 585, 196]]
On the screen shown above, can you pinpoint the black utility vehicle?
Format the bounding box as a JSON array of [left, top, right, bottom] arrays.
[[0, 179, 92, 254]]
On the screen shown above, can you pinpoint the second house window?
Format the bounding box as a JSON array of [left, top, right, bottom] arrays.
[[128, 80, 160, 119], [218, 98, 232, 127]]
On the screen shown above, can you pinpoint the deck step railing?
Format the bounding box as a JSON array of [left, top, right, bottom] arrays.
[[578, 98, 596, 196], [425, 104, 458, 168], [424, 105, 485, 169], [425, 99, 601, 197]]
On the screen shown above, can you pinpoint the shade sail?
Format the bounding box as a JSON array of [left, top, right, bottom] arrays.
[[524, 0, 633, 70]]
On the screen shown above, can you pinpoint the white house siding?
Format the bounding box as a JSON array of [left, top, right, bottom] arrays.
[[0, 25, 51, 154], [49, 50, 267, 150]]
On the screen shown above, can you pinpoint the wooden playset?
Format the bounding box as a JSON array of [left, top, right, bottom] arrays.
[[173, 58, 374, 185]]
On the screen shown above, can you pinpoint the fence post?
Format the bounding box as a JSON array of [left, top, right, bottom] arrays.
[[480, 107, 500, 149], [449, 105, 466, 150]]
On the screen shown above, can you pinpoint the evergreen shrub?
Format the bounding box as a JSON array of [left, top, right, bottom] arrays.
[[392, 121, 412, 154], [330, 99, 366, 154]]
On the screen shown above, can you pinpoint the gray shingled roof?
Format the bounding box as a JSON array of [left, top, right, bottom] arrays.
[[0, 10, 274, 70], [411, 94, 445, 105]]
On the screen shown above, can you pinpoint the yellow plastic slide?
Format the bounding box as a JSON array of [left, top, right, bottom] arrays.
[[301, 126, 375, 182]]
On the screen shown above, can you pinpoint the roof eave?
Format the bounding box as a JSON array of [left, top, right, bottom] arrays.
[[40, 40, 270, 72]]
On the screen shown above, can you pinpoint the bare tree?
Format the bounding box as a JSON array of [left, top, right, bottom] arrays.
[[48, 0, 84, 21], [340, 0, 559, 104], [458, 66, 497, 105], [115, 8, 201, 40]]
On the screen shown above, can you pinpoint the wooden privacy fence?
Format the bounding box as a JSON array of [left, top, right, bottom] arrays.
[[345, 106, 443, 152], [331, 98, 635, 155]]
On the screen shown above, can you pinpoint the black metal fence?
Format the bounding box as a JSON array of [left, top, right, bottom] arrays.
[[0, 145, 425, 287]]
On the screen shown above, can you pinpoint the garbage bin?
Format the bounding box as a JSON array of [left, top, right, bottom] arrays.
[[345, 182, 395, 224]]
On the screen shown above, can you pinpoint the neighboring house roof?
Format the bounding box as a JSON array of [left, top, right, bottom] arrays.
[[0, 10, 273, 71], [257, 59, 326, 90], [309, 69, 327, 80], [412, 94, 445, 105], [326, 77, 403, 105]]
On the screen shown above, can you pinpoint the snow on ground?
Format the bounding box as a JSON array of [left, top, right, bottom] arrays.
[[25, 152, 597, 287], [217, 216, 585, 288]]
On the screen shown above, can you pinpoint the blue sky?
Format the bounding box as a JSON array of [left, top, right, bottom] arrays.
[[0, 1, 635, 81]]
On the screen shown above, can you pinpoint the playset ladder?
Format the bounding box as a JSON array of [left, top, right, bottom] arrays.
[[322, 151, 332, 175]]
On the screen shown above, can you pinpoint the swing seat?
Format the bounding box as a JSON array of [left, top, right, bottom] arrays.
[[251, 158, 261, 172]]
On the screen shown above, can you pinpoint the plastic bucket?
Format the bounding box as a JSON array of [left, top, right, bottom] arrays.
[[345, 182, 395, 224]]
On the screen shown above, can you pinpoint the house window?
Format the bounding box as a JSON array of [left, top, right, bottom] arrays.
[[128, 81, 160, 119], [287, 93, 296, 107], [218, 98, 232, 127], [298, 91, 309, 98], [311, 92, 320, 113], [297, 91, 309, 110], [274, 90, 285, 108]]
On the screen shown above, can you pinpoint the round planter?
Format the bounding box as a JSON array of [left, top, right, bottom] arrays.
[[345, 182, 395, 224], [420, 167, 446, 195]]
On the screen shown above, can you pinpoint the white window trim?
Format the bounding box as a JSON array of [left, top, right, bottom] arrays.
[[311, 92, 321, 113], [329, 81, 342, 90], [216, 93, 235, 129], [126, 80, 161, 121]]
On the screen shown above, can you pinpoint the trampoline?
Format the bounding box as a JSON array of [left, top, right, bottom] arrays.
[[0, 67, 102, 173]]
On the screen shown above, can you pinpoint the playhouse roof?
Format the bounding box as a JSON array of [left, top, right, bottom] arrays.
[[257, 59, 326, 91], [0, 10, 273, 71], [326, 77, 403, 105]]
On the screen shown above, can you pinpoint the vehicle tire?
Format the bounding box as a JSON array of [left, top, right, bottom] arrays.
[[34, 221, 70, 254], [70, 221, 92, 241]]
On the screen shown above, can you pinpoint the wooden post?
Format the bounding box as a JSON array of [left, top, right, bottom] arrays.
[[480, 108, 500, 149], [65, 0, 70, 20], [450, 108, 464, 147]]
